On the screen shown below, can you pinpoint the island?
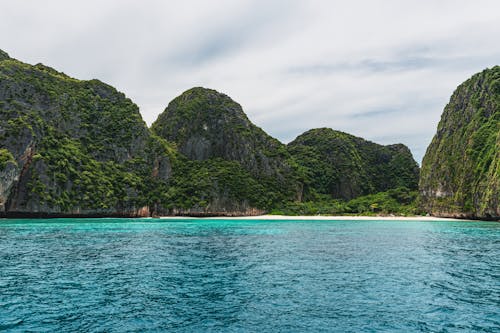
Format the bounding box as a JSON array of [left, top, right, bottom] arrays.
[[0, 49, 498, 220]]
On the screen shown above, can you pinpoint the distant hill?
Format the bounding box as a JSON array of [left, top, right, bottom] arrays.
[[0, 49, 422, 217], [288, 128, 419, 201]]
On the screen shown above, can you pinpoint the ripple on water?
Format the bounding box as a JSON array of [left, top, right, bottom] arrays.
[[0, 219, 499, 332]]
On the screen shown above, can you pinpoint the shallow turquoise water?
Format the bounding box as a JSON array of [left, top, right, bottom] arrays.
[[0, 219, 498, 332]]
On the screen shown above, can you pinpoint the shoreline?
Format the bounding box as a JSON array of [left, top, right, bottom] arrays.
[[158, 215, 471, 221], [0, 214, 487, 222]]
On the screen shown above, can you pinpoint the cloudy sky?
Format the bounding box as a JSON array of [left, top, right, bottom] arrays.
[[1, 0, 500, 163]]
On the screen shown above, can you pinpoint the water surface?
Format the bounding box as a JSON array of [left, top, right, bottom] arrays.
[[0, 219, 499, 332]]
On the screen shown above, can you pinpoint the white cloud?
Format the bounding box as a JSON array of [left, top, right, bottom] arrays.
[[1, 0, 500, 163]]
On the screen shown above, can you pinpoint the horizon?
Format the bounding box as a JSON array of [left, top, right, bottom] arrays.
[[2, 0, 500, 163]]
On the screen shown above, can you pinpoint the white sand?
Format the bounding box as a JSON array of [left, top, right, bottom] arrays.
[[158, 215, 467, 221]]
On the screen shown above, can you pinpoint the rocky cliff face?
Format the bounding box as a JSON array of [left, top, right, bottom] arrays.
[[151, 87, 292, 177], [151, 88, 301, 215], [0, 50, 9, 61], [420, 67, 500, 220], [288, 128, 420, 201], [0, 50, 424, 217], [0, 50, 171, 217]]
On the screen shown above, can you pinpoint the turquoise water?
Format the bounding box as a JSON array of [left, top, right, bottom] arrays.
[[0, 219, 498, 332]]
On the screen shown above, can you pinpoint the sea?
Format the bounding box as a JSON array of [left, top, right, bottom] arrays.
[[0, 218, 498, 332]]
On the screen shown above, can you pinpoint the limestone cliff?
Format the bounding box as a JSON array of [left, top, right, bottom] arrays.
[[420, 67, 500, 220], [288, 128, 420, 201], [0, 50, 426, 217], [0, 50, 171, 217], [151, 88, 301, 215]]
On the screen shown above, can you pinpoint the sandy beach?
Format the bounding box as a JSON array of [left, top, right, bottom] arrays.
[[159, 215, 468, 221]]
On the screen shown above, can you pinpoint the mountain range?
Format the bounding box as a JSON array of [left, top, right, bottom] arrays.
[[0, 50, 497, 220]]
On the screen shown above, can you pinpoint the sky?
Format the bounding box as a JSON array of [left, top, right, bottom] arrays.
[[1, 0, 500, 163]]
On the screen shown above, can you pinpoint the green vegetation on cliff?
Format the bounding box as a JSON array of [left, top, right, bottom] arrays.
[[151, 87, 302, 213], [0, 53, 169, 215], [288, 128, 420, 201], [272, 187, 420, 216], [0, 49, 422, 217], [150, 88, 419, 214], [162, 158, 268, 210], [420, 66, 500, 220], [0, 50, 9, 61], [0, 148, 15, 171], [151, 87, 286, 164]]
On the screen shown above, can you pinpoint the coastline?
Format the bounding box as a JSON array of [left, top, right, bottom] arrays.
[[158, 215, 470, 221], [0, 214, 485, 222], [0, 213, 486, 222]]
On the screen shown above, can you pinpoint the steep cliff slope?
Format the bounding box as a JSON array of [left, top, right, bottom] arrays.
[[0, 50, 172, 216], [151, 87, 302, 215], [420, 67, 500, 220], [0, 50, 425, 217], [288, 128, 420, 201]]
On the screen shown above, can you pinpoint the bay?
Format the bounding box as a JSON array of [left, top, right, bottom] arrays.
[[0, 219, 498, 332]]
